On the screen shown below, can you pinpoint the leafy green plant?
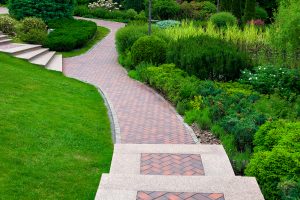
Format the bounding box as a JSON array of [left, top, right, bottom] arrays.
[[0, 15, 17, 35], [131, 35, 167, 66], [18, 17, 47, 44], [246, 121, 300, 200], [210, 12, 237, 27], [199, 1, 217, 20], [255, 6, 268, 21], [240, 65, 300, 96], [156, 20, 180, 29]]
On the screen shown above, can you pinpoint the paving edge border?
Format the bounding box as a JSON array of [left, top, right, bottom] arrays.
[[97, 87, 121, 144]]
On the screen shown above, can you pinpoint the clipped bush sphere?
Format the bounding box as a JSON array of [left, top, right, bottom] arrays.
[[199, 1, 217, 20], [131, 35, 167, 66], [0, 15, 17, 35], [20, 17, 47, 33], [255, 6, 268, 21], [9, 0, 75, 22], [210, 12, 237, 27]]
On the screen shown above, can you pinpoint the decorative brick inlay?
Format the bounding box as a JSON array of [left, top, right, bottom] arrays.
[[137, 191, 225, 200], [140, 154, 204, 176]]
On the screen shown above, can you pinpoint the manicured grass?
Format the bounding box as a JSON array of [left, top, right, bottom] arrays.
[[60, 26, 110, 58], [0, 53, 113, 199]]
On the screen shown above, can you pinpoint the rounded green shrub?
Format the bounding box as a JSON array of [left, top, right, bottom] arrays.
[[210, 11, 237, 27], [167, 35, 252, 81], [245, 121, 300, 200], [0, 15, 17, 35], [9, 0, 75, 22], [44, 19, 97, 51], [255, 6, 268, 21], [199, 1, 217, 20], [131, 35, 167, 66], [125, 9, 138, 20], [116, 25, 148, 54], [18, 17, 47, 44]]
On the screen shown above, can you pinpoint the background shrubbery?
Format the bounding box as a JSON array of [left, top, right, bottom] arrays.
[[9, 0, 75, 22], [167, 35, 252, 81]]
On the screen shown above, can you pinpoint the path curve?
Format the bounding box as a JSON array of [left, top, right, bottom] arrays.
[[64, 18, 195, 144]]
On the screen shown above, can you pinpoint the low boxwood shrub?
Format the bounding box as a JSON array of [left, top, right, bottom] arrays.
[[18, 17, 47, 44], [167, 35, 252, 81], [44, 19, 97, 51], [131, 35, 167, 66], [0, 15, 17, 35], [210, 12, 237, 27], [246, 120, 300, 200]]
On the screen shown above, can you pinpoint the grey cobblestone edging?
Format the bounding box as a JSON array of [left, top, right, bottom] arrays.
[[97, 87, 121, 144]]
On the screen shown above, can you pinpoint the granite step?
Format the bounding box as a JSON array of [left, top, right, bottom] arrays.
[[16, 48, 49, 60], [0, 38, 12, 45], [110, 144, 235, 177], [30, 51, 56, 66], [0, 44, 41, 54], [46, 54, 63, 72], [0, 35, 8, 40], [96, 174, 264, 200]]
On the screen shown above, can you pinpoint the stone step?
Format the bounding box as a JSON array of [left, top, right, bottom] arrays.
[[0, 35, 8, 40], [16, 48, 49, 60], [30, 51, 56, 66], [110, 144, 234, 177], [46, 54, 63, 72], [0, 39, 12, 45], [96, 174, 264, 200], [1, 44, 41, 54]]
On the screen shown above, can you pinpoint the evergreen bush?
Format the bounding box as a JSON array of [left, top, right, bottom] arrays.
[[9, 0, 75, 22]]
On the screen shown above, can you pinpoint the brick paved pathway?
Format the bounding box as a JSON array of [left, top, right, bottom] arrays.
[[137, 192, 225, 200], [64, 19, 195, 144]]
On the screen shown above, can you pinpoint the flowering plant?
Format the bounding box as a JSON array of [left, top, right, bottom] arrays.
[[88, 0, 121, 11]]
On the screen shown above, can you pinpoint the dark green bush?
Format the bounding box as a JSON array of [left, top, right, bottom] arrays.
[[9, 0, 75, 22], [240, 65, 300, 96], [0, 0, 7, 4], [246, 120, 300, 200], [124, 0, 144, 12], [210, 11, 237, 27], [255, 6, 268, 21], [167, 35, 252, 81], [152, 0, 180, 20], [199, 1, 217, 20], [44, 19, 97, 51], [131, 35, 167, 66]]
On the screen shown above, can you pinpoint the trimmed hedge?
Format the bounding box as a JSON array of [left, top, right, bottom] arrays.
[[44, 19, 97, 52], [9, 0, 75, 22], [167, 35, 252, 81], [210, 12, 237, 27]]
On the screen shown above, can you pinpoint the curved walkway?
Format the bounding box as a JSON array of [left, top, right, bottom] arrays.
[[64, 18, 195, 144]]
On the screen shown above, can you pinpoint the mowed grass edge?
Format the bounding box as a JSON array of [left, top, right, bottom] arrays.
[[0, 53, 113, 199]]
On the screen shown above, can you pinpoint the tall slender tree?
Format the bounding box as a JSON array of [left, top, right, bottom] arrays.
[[231, 0, 242, 19], [243, 0, 256, 22], [220, 0, 232, 11]]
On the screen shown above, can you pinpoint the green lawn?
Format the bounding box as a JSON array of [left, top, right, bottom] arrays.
[[0, 53, 113, 199], [60, 26, 110, 58]]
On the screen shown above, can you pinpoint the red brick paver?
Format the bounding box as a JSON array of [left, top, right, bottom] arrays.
[[137, 191, 225, 200], [141, 154, 204, 176], [64, 18, 194, 144]]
